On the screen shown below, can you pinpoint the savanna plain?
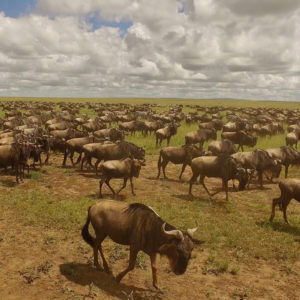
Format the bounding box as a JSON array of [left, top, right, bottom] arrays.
[[1, 97, 300, 300]]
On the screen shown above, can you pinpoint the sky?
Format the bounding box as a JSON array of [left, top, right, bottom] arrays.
[[0, 0, 299, 101]]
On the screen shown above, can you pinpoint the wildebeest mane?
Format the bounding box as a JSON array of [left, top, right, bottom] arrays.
[[124, 203, 175, 231]]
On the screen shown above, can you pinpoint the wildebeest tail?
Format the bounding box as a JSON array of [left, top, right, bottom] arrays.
[[81, 206, 95, 247]]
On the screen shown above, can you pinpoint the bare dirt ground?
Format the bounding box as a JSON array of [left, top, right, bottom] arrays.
[[1, 154, 300, 300]]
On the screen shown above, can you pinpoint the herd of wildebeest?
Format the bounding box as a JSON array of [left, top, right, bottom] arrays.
[[1, 100, 300, 288]]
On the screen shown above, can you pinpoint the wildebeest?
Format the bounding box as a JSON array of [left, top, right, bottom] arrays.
[[98, 158, 145, 197], [0, 142, 32, 183], [266, 146, 300, 178], [119, 121, 137, 135], [221, 131, 258, 151], [157, 145, 202, 179], [155, 123, 179, 146], [63, 136, 95, 166], [81, 141, 145, 174], [189, 155, 248, 201], [185, 129, 217, 151], [207, 139, 237, 156], [143, 120, 164, 136], [231, 149, 278, 189], [81, 201, 199, 288], [286, 131, 299, 148], [222, 120, 245, 132], [270, 179, 300, 224], [93, 128, 124, 142]]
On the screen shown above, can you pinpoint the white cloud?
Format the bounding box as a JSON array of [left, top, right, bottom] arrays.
[[0, 0, 299, 100]]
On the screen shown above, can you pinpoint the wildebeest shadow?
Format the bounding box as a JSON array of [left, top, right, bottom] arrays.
[[87, 192, 126, 201], [80, 173, 99, 179], [59, 263, 156, 300], [147, 176, 184, 183], [172, 194, 199, 201], [257, 221, 300, 237], [0, 179, 18, 187]]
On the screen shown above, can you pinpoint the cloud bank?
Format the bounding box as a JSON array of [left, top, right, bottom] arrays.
[[0, 0, 299, 100]]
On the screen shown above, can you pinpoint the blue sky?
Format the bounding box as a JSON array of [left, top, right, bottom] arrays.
[[0, 0, 131, 34], [0, 0, 35, 17]]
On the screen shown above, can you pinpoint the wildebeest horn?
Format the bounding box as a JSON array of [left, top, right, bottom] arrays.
[[187, 220, 199, 238], [162, 223, 184, 241]]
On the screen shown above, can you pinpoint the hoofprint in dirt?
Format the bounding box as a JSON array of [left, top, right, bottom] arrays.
[[0, 154, 300, 299]]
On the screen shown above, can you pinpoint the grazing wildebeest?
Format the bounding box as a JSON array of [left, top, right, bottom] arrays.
[[207, 139, 237, 156], [266, 146, 300, 178], [270, 179, 300, 224], [155, 123, 179, 146], [98, 158, 145, 197], [185, 129, 217, 151], [231, 149, 278, 189], [221, 131, 257, 151], [157, 145, 202, 179], [81, 201, 199, 288], [189, 155, 248, 201]]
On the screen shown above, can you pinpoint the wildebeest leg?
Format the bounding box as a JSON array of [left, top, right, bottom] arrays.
[[39, 154, 42, 167], [44, 150, 50, 165], [258, 171, 263, 189], [270, 196, 281, 222], [162, 161, 168, 179], [80, 155, 86, 171], [285, 164, 289, 178], [237, 144, 240, 151], [157, 155, 162, 179], [93, 240, 102, 270], [117, 178, 128, 194], [98, 244, 110, 273], [167, 137, 170, 146], [156, 136, 158, 147], [189, 172, 199, 196], [179, 164, 187, 180], [200, 175, 212, 200], [99, 178, 105, 198], [62, 149, 68, 166], [282, 199, 291, 224], [95, 159, 101, 175], [224, 180, 228, 201], [150, 254, 158, 289], [75, 152, 82, 165], [69, 150, 76, 166], [105, 179, 115, 196], [129, 177, 135, 196], [115, 247, 138, 283], [241, 145, 244, 152]]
